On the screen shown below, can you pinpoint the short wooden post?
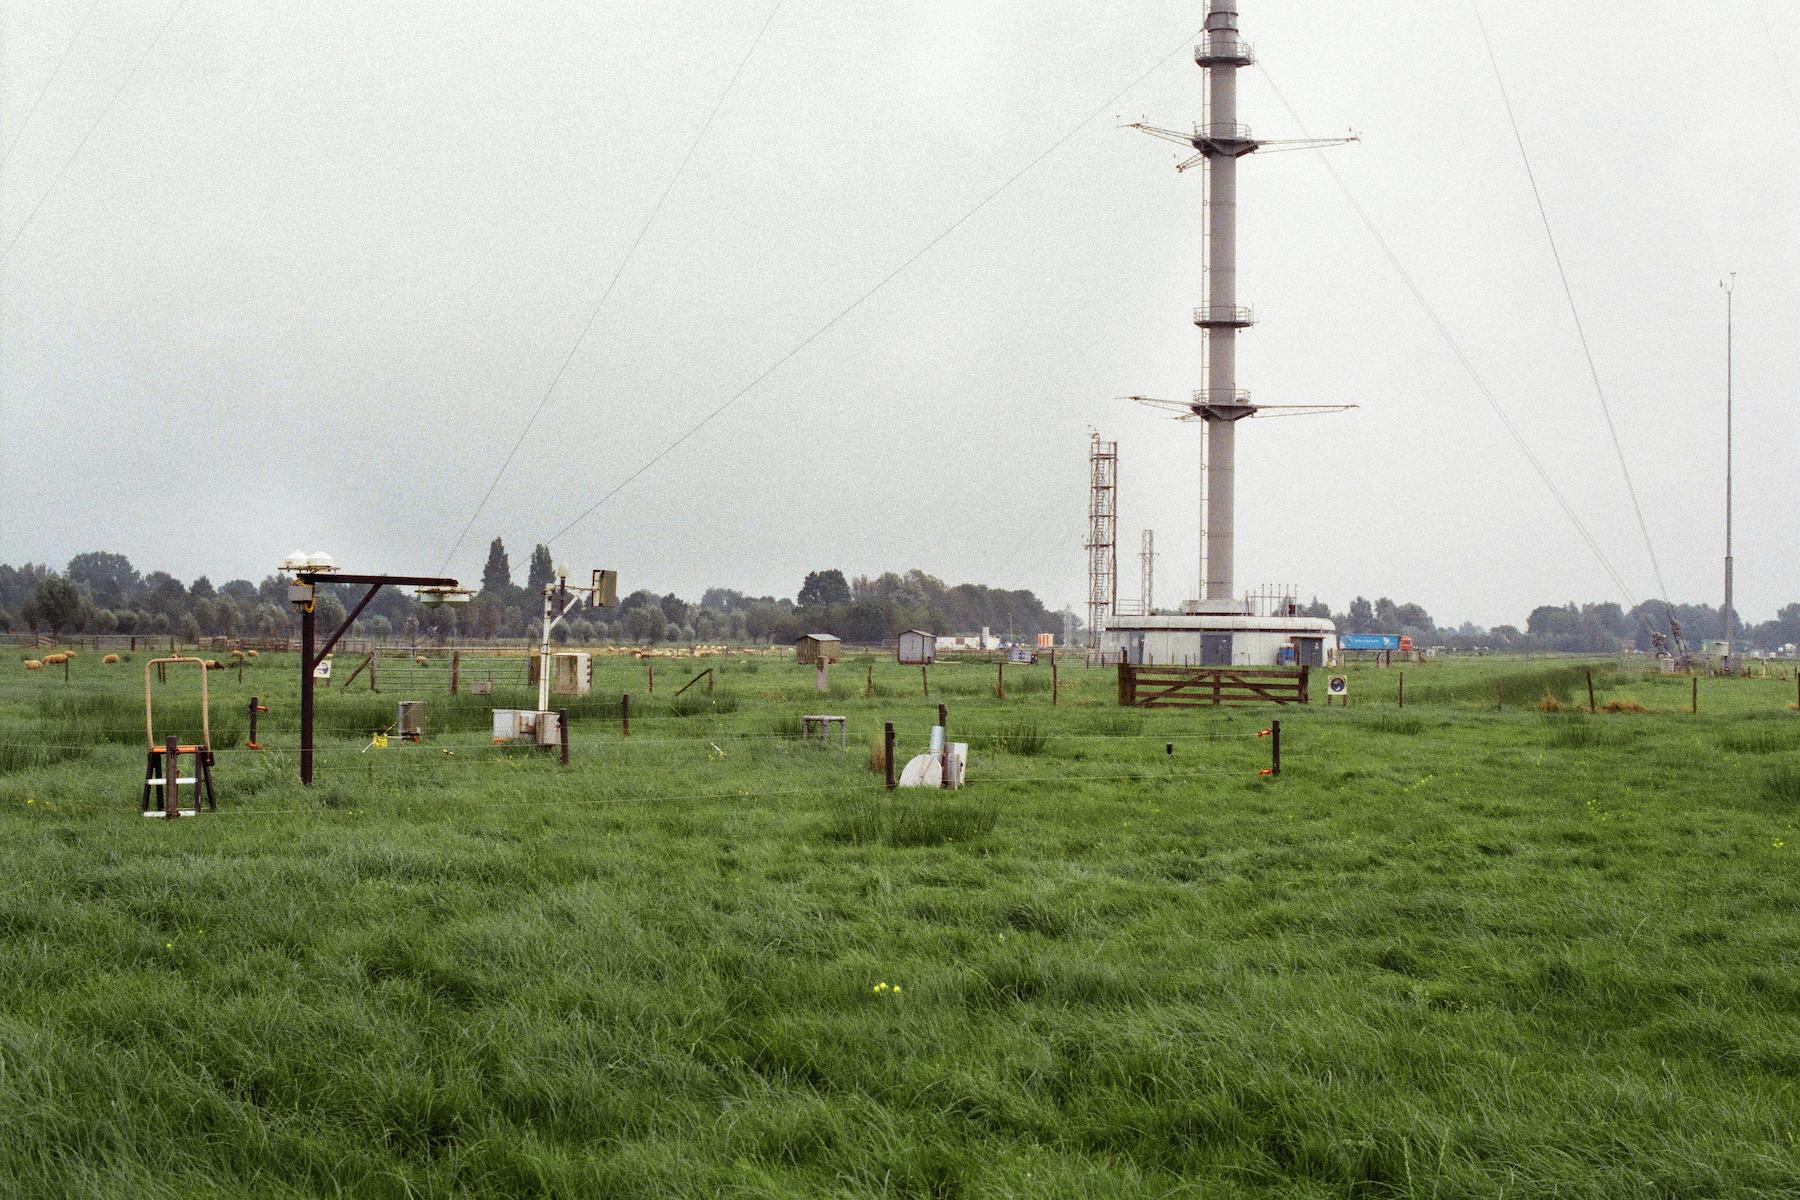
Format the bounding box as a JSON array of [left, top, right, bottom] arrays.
[[237, 657, 244, 684], [866, 661, 873, 698], [648, 663, 654, 694], [921, 664, 928, 696], [996, 660, 1005, 699], [1270, 719, 1281, 777], [558, 708, 570, 766], [1692, 676, 1698, 715], [64, 657, 70, 683], [1496, 681, 1503, 711], [1586, 669, 1596, 714], [1398, 671, 1404, 709], [621, 693, 630, 737], [1051, 650, 1059, 705], [164, 734, 178, 819], [450, 650, 460, 695], [884, 721, 896, 790], [369, 652, 377, 693]]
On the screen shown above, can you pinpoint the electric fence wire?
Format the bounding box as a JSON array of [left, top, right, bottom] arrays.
[[437, 0, 786, 575], [0, 0, 189, 266], [1469, 1, 1673, 606], [105, 765, 1269, 819], [0, 0, 105, 172], [540, 26, 1207, 549], [1255, 65, 1641, 609], [1751, 0, 1800, 134]]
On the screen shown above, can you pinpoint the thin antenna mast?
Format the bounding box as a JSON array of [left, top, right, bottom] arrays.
[[1722, 273, 1736, 664]]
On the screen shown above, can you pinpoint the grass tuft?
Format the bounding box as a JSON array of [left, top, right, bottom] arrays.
[[1761, 766, 1800, 808], [823, 792, 999, 847], [985, 723, 1048, 756], [1603, 697, 1647, 714]]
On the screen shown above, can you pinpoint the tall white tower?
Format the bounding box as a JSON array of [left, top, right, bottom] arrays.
[[1193, 3, 1257, 602], [1126, 4, 1355, 613]]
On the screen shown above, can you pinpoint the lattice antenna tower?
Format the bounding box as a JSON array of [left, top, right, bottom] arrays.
[[1140, 530, 1156, 615], [1086, 432, 1119, 648]]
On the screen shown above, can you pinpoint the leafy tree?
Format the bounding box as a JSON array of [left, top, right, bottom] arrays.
[[190, 576, 216, 600], [660, 593, 691, 626], [66, 552, 139, 607], [141, 572, 188, 619], [701, 587, 748, 613], [314, 592, 347, 636], [625, 607, 667, 643], [1344, 597, 1374, 633], [526, 544, 555, 594], [32, 576, 85, 636], [481, 538, 512, 592], [798, 569, 852, 608], [219, 579, 258, 604]]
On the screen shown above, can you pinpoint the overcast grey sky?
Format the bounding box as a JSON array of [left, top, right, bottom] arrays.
[[2, 1, 1795, 627]]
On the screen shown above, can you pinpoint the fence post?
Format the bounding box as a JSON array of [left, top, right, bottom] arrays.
[[1051, 651, 1059, 705], [621, 693, 630, 737], [1270, 719, 1281, 777], [64, 657, 70, 683], [1586, 669, 1596, 714], [921, 664, 928, 696], [558, 708, 570, 766], [451, 650, 460, 695], [164, 734, 178, 818], [866, 661, 873, 698], [1496, 681, 1503, 711], [1398, 671, 1404, 709], [884, 721, 896, 791], [996, 660, 1005, 699], [648, 663, 654, 694], [1692, 676, 1698, 715]]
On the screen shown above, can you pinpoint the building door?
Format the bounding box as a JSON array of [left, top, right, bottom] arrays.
[[1294, 637, 1324, 667], [1130, 635, 1147, 665], [1201, 634, 1232, 665]]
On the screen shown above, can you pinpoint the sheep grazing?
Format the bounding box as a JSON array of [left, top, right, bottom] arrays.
[[204, 660, 223, 670], [24, 660, 42, 671], [103, 654, 121, 665], [42, 654, 67, 666], [231, 649, 245, 659], [415, 655, 430, 666], [245, 650, 259, 659]]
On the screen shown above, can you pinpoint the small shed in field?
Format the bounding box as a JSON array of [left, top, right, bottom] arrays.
[[795, 633, 842, 665], [897, 629, 936, 665]]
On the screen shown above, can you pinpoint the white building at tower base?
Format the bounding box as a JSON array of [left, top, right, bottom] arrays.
[[1097, 602, 1337, 668]]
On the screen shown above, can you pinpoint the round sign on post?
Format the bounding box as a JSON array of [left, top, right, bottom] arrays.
[[1327, 675, 1348, 706]]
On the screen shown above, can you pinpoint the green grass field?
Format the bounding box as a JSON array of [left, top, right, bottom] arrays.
[[2, 649, 1798, 1197]]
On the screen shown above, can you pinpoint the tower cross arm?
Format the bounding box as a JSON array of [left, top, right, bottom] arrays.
[[1255, 133, 1361, 155]]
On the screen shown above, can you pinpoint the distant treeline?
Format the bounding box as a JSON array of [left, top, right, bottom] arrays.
[[0, 544, 1065, 646], [2, 546, 1793, 653]]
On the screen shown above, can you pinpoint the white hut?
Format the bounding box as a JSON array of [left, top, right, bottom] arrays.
[[897, 630, 936, 665]]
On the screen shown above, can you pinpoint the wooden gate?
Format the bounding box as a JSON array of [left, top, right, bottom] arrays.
[[1118, 664, 1310, 707]]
